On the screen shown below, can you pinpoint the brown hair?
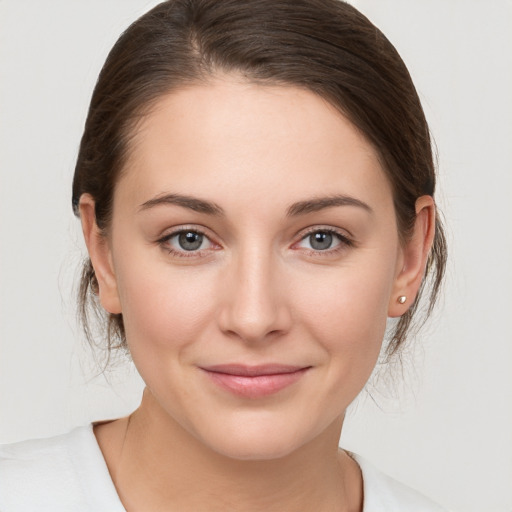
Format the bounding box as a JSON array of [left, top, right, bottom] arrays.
[[72, 0, 446, 359]]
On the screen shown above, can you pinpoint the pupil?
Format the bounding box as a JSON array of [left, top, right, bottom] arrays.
[[178, 231, 203, 251], [310, 231, 332, 250]]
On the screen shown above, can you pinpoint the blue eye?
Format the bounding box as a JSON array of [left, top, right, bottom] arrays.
[[296, 229, 349, 252], [177, 231, 204, 251], [164, 230, 213, 253], [308, 231, 336, 250]]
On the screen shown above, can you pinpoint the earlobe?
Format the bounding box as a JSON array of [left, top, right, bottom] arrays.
[[388, 195, 436, 317], [79, 194, 122, 315]]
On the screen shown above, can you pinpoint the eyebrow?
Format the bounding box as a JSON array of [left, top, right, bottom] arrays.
[[286, 195, 373, 216], [138, 192, 372, 217], [139, 193, 224, 216]]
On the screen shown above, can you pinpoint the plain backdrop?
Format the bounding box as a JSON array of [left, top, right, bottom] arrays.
[[1, 1, 511, 511]]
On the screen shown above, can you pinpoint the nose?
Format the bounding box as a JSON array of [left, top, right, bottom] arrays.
[[218, 247, 292, 344]]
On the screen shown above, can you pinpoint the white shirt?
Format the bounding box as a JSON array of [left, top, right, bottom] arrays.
[[0, 425, 448, 511]]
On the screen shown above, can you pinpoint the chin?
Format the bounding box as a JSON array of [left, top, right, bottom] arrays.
[[209, 435, 301, 461], [193, 412, 319, 461]]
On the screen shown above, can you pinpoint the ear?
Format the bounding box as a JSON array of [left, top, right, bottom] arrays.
[[388, 195, 436, 317], [79, 194, 122, 314]]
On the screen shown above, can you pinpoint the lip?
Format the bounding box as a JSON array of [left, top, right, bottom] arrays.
[[200, 364, 311, 398]]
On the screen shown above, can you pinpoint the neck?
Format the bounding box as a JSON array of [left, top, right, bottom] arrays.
[[97, 388, 362, 512]]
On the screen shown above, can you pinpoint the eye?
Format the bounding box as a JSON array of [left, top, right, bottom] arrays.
[[304, 231, 337, 251], [159, 229, 215, 254], [295, 228, 352, 253]]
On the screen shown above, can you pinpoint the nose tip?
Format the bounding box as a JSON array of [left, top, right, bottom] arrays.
[[221, 299, 286, 343], [218, 257, 292, 343]]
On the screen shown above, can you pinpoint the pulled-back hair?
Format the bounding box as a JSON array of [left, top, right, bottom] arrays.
[[72, 0, 446, 359]]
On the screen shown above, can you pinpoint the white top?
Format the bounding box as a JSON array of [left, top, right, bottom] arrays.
[[0, 425, 448, 511]]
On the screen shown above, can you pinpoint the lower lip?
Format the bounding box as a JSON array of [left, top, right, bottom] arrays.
[[202, 368, 310, 398]]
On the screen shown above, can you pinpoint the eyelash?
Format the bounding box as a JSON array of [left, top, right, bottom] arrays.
[[156, 226, 354, 258], [293, 227, 354, 257], [157, 226, 216, 258]]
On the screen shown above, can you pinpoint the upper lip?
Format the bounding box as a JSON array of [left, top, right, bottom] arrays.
[[201, 364, 309, 376]]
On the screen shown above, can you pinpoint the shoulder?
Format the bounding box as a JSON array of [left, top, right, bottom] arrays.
[[0, 425, 124, 511], [351, 453, 450, 512]]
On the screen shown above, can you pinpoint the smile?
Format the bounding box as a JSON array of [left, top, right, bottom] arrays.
[[200, 364, 311, 399]]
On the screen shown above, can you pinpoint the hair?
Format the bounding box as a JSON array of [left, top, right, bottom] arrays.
[[72, 0, 447, 360]]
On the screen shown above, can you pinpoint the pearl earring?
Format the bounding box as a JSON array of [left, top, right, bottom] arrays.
[[397, 295, 407, 304]]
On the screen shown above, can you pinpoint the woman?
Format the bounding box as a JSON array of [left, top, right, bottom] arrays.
[[0, 0, 448, 510]]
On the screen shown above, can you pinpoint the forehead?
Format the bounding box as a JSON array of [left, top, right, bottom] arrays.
[[116, 77, 393, 214]]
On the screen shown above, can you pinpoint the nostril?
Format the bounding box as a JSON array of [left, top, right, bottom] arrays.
[[227, 317, 291, 343]]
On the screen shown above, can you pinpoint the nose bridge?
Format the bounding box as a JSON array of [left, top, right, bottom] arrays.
[[220, 241, 289, 342]]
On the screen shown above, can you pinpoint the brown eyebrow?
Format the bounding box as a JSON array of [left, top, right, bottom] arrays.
[[139, 193, 224, 216], [286, 195, 373, 216], [139, 193, 372, 217]]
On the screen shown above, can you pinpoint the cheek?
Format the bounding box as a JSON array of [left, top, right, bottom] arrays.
[[298, 260, 393, 335], [292, 254, 397, 382], [115, 257, 218, 356]]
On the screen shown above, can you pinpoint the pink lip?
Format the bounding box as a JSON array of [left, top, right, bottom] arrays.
[[200, 364, 310, 398]]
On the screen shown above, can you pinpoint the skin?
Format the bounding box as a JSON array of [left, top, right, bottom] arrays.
[[80, 76, 435, 511]]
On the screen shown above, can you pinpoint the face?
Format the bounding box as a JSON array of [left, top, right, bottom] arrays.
[[88, 77, 412, 460]]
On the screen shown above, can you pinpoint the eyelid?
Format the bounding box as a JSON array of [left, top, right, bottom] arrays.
[[157, 224, 207, 241], [296, 225, 354, 243]]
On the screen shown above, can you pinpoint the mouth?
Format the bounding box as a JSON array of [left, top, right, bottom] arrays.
[[199, 364, 311, 398]]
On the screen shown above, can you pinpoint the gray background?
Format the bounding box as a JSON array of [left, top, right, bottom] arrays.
[[1, 1, 511, 511]]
